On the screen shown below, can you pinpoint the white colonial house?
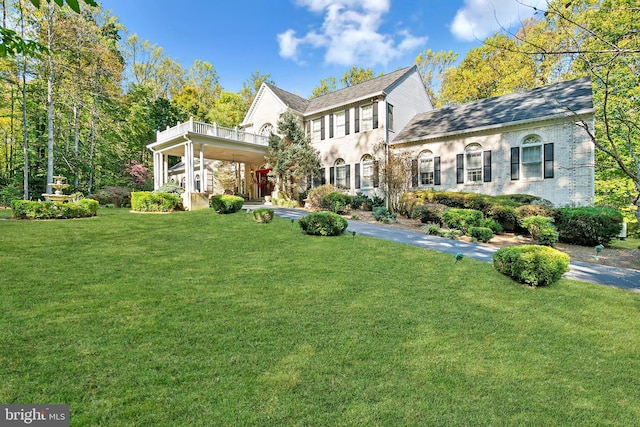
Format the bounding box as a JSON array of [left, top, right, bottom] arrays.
[[148, 65, 594, 209]]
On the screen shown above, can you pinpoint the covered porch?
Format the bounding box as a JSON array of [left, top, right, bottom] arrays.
[[146, 117, 270, 210]]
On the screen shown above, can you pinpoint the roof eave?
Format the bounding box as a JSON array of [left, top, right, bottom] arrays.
[[304, 91, 385, 117]]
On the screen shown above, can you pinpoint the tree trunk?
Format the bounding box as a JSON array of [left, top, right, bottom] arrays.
[[73, 104, 79, 188], [45, 3, 55, 194], [20, 2, 28, 200]]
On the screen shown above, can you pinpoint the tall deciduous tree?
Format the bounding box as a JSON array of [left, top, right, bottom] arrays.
[[414, 49, 458, 107], [341, 66, 375, 87]]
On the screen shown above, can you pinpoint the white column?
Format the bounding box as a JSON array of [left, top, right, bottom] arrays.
[[184, 141, 194, 193], [163, 155, 169, 184], [199, 144, 204, 193], [153, 151, 161, 190]]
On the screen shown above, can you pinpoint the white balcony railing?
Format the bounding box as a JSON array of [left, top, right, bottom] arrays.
[[156, 118, 269, 146]]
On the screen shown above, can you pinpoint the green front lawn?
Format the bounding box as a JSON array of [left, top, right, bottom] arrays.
[[1, 209, 639, 426]]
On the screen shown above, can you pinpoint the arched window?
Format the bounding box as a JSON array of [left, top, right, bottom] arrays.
[[195, 174, 201, 192], [419, 150, 434, 185], [465, 143, 483, 183], [170, 178, 175, 184], [521, 134, 543, 179], [361, 154, 374, 188], [259, 123, 274, 136], [335, 158, 347, 189]]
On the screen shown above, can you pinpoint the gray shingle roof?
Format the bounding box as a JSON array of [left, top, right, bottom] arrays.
[[393, 76, 593, 145], [305, 66, 415, 114], [264, 65, 416, 116], [265, 84, 310, 114]]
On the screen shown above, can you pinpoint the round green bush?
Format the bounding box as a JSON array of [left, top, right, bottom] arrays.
[[298, 211, 348, 236], [488, 204, 517, 231], [210, 194, 244, 214], [493, 245, 570, 287], [482, 218, 504, 234], [252, 208, 274, 223], [553, 206, 623, 246], [537, 226, 559, 247], [469, 226, 493, 243], [320, 192, 352, 214]]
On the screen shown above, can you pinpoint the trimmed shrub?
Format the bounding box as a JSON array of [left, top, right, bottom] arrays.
[[0, 184, 22, 208], [521, 215, 553, 237], [370, 195, 385, 208], [11, 199, 98, 219], [413, 203, 448, 224], [469, 226, 493, 243], [373, 206, 397, 223], [441, 208, 484, 233], [156, 182, 185, 195], [488, 204, 518, 231], [439, 228, 463, 240], [89, 186, 131, 208], [553, 206, 623, 246], [298, 211, 348, 236], [515, 204, 555, 221], [320, 192, 352, 214], [132, 191, 182, 212], [209, 194, 244, 214], [537, 226, 559, 247], [482, 218, 504, 234], [307, 184, 337, 210], [252, 208, 274, 223], [493, 245, 570, 287]]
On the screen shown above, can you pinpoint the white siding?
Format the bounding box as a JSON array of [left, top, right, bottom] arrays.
[[386, 71, 432, 144]]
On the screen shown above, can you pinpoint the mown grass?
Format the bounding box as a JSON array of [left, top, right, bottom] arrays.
[[610, 237, 640, 250], [1, 208, 640, 426]]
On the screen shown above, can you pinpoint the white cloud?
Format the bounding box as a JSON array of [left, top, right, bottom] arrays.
[[451, 0, 547, 42], [278, 0, 427, 66]]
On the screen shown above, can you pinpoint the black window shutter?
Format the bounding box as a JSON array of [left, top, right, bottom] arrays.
[[329, 167, 335, 185], [355, 163, 361, 189], [345, 165, 351, 189], [329, 113, 334, 138], [511, 147, 520, 180], [354, 107, 360, 133], [434, 156, 441, 185], [345, 109, 350, 135], [305, 120, 310, 134], [456, 154, 464, 184], [320, 168, 326, 185], [372, 101, 378, 129], [411, 159, 418, 187], [320, 117, 325, 140], [373, 161, 379, 188], [544, 143, 554, 178], [483, 150, 492, 182]]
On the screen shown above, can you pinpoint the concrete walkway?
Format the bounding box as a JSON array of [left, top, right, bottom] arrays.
[[263, 206, 640, 292]]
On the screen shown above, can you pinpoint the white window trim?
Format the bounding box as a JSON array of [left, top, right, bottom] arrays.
[[521, 135, 544, 180], [335, 159, 347, 189], [335, 111, 345, 138], [361, 104, 373, 132], [312, 119, 322, 142], [465, 144, 483, 184], [419, 152, 434, 186]]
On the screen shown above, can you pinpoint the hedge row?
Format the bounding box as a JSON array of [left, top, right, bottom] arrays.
[[11, 199, 98, 219], [131, 191, 182, 212], [210, 194, 244, 214]]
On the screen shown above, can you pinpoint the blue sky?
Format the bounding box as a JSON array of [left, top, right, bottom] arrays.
[[99, 0, 544, 97]]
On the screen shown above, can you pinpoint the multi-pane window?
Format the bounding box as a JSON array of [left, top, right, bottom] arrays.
[[335, 159, 347, 189], [312, 119, 322, 142], [522, 135, 543, 179], [335, 111, 345, 137], [259, 123, 274, 136], [419, 151, 434, 185], [465, 144, 482, 183], [361, 154, 374, 188], [387, 104, 394, 131], [361, 105, 373, 131]]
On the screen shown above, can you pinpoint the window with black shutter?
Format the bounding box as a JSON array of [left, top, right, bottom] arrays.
[[483, 150, 492, 182], [511, 147, 520, 180], [354, 107, 360, 133], [373, 161, 379, 188], [329, 113, 334, 138], [434, 157, 441, 185], [456, 154, 464, 184], [355, 163, 361, 189], [372, 101, 378, 129], [320, 116, 325, 140], [345, 109, 350, 135], [544, 143, 554, 178]]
